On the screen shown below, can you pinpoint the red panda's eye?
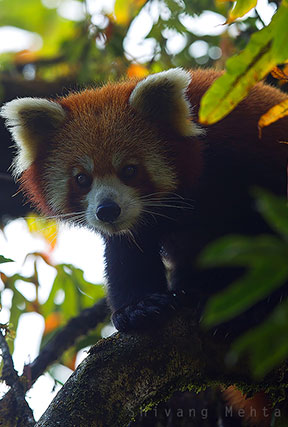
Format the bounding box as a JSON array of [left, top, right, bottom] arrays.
[[75, 173, 92, 188], [121, 165, 138, 180]]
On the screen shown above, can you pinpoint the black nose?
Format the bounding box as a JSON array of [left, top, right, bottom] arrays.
[[96, 200, 121, 223]]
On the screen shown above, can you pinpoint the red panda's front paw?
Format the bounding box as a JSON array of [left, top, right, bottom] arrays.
[[111, 292, 183, 332]]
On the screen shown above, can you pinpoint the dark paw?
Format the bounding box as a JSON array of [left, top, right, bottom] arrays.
[[111, 290, 186, 332]]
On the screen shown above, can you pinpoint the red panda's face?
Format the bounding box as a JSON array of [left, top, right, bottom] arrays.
[[44, 97, 179, 235], [1, 68, 203, 236]]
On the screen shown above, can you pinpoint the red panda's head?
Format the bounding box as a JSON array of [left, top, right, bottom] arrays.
[[1, 69, 203, 235]]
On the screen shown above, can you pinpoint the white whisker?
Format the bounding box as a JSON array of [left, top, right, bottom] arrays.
[[141, 208, 176, 222], [27, 211, 86, 221], [143, 202, 194, 210], [126, 230, 143, 252]]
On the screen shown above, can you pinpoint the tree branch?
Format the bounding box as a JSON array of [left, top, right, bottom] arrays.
[[0, 329, 35, 426], [0, 298, 109, 427], [35, 309, 279, 427], [24, 297, 109, 386]]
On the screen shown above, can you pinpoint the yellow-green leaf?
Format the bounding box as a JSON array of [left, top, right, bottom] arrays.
[[258, 98, 288, 137], [127, 63, 149, 78], [271, 66, 288, 81], [227, 0, 257, 23], [199, 28, 273, 124], [26, 213, 58, 251]]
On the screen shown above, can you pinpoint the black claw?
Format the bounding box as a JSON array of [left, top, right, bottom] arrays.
[[112, 290, 185, 332]]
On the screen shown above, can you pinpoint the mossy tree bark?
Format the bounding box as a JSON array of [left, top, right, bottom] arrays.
[[35, 309, 282, 427]]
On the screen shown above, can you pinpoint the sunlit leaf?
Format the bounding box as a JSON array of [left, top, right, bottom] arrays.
[[14, 50, 38, 64], [227, 0, 257, 24], [62, 347, 77, 371], [114, 0, 147, 25], [0, 272, 8, 285], [199, 1, 288, 125], [127, 63, 149, 78], [44, 312, 62, 335], [40, 264, 105, 321], [258, 98, 288, 138], [232, 299, 288, 377], [26, 213, 58, 251], [271, 66, 288, 81]]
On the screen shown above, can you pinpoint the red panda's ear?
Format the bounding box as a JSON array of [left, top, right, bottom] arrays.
[[129, 68, 203, 137], [0, 98, 66, 177]]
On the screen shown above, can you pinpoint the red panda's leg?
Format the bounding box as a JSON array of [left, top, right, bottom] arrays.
[[104, 233, 179, 331]]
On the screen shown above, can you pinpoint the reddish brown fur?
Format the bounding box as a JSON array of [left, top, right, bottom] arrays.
[[58, 80, 142, 178], [18, 69, 288, 224], [60, 70, 288, 191], [19, 69, 288, 217], [20, 163, 54, 216]]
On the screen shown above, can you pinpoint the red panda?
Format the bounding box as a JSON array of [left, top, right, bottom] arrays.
[[1, 68, 288, 333]]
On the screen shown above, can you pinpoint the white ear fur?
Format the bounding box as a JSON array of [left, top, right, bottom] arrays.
[[0, 98, 66, 177], [129, 68, 203, 137]]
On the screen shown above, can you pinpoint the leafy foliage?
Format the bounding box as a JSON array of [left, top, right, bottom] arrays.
[[0, 0, 252, 86], [232, 298, 288, 377], [199, 0, 288, 125], [0, 249, 105, 366], [200, 190, 288, 376]]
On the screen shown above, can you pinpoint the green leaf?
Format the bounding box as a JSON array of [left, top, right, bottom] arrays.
[[204, 259, 288, 326], [272, 0, 288, 61], [9, 287, 28, 353], [199, 1, 288, 125], [60, 266, 78, 320], [41, 267, 65, 318], [199, 235, 287, 267], [232, 299, 288, 377], [40, 264, 105, 320], [253, 189, 288, 237], [0, 255, 14, 264], [227, 0, 257, 23], [69, 266, 106, 308], [200, 235, 288, 326]]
